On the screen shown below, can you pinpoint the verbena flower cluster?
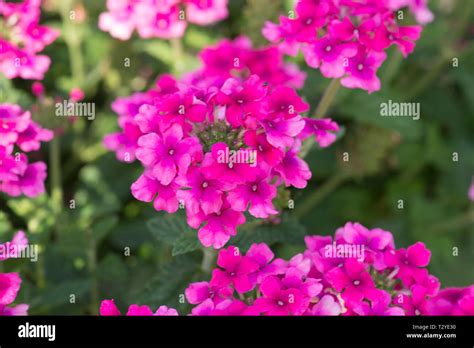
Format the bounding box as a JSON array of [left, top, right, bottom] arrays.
[[0, 231, 29, 316], [100, 222, 473, 316], [104, 36, 310, 163], [263, 0, 432, 93], [0, 0, 59, 80], [99, 299, 178, 316], [104, 39, 341, 249], [0, 103, 52, 197], [99, 0, 228, 40]]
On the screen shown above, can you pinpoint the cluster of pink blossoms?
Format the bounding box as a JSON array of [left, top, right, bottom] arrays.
[[99, 0, 228, 40], [0, 231, 29, 316], [104, 36, 309, 163], [0, 103, 52, 197], [104, 40, 340, 249], [263, 0, 432, 93], [99, 300, 177, 316], [99, 222, 473, 316], [185, 223, 473, 316], [0, 0, 59, 80]]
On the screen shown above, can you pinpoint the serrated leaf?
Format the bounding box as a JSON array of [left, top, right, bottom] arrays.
[[172, 233, 201, 256], [147, 213, 194, 244], [147, 213, 200, 255], [138, 254, 199, 306]]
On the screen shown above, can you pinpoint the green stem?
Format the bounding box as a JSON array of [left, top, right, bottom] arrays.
[[170, 37, 185, 76], [294, 172, 349, 218], [60, 0, 85, 85], [49, 136, 63, 236], [86, 227, 99, 314], [201, 248, 216, 273], [382, 50, 403, 84], [36, 255, 46, 289], [314, 78, 341, 119], [300, 79, 341, 157]]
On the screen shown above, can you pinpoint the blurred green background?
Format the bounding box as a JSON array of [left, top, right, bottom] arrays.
[[0, 0, 473, 315]]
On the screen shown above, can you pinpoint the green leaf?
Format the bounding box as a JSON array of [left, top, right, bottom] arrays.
[[147, 213, 193, 243], [91, 215, 119, 244], [30, 278, 91, 310], [232, 215, 307, 251], [138, 254, 199, 306], [172, 233, 201, 256], [147, 213, 200, 255]]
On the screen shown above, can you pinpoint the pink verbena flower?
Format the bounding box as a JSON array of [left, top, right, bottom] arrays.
[[0, 232, 29, 316], [182, 227, 473, 316], [0, 0, 59, 80], [397, 284, 431, 315], [191, 36, 306, 89], [246, 243, 280, 284], [105, 69, 338, 249], [185, 281, 233, 305], [187, 199, 246, 249], [307, 294, 342, 316], [99, 0, 228, 40], [384, 241, 431, 287], [426, 286, 474, 316], [264, 0, 431, 93], [0, 104, 51, 198], [326, 258, 376, 305], [99, 299, 178, 316], [335, 222, 395, 270], [299, 118, 340, 148], [227, 168, 278, 219], [131, 171, 180, 213], [135, 124, 202, 185], [211, 246, 259, 294], [253, 275, 308, 315]]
